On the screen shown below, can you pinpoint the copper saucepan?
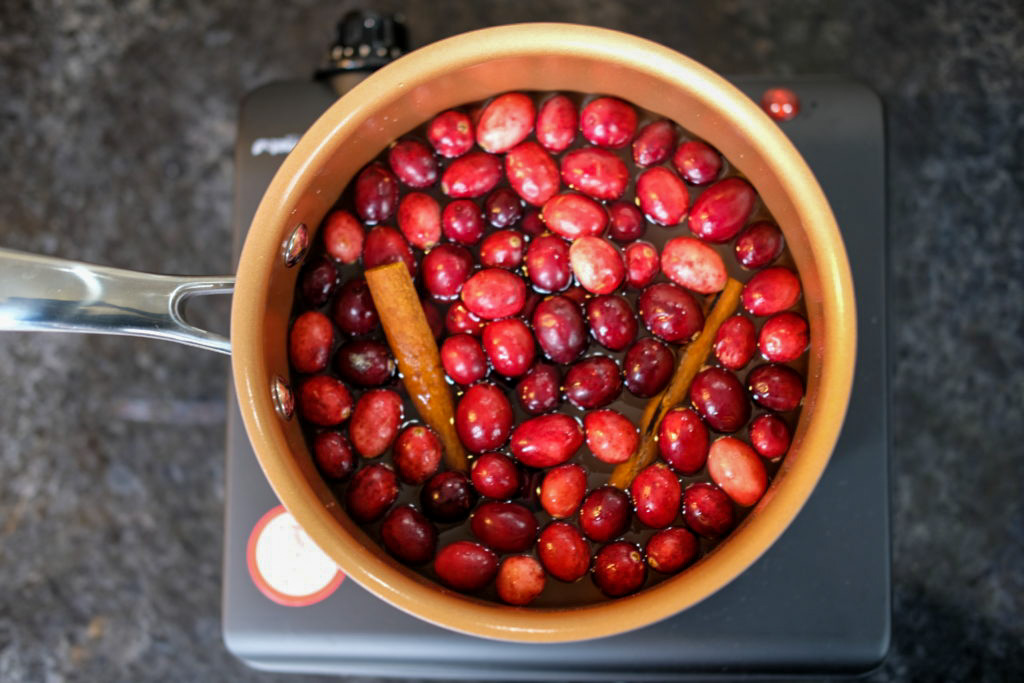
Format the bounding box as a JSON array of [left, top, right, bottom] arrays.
[[0, 24, 856, 642]]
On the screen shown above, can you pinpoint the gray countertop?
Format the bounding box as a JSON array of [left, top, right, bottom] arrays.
[[1, 1, 1021, 681]]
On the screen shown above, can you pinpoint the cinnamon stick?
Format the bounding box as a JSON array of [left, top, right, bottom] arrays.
[[364, 262, 469, 473], [609, 277, 744, 489]]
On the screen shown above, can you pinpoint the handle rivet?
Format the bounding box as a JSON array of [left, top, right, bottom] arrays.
[[272, 376, 295, 420], [282, 224, 309, 268]]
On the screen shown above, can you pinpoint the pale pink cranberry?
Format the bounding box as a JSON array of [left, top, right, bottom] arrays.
[[362, 225, 416, 277], [632, 119, 677, 167], [538, 521, 590, 582], [460, 268, 527, 320], [638, 283, 705, 343], [636, 167, 689, 226], [758, 312, 809, 362], [569, 236, 625, 295], [761, 87, 800, 121], [380, 505, 437, 566], [388, 138, 438, 188], [422, 243, 472, 301], [455, 382, 514, 453], [349, 389, 403, 457], [440, 333, 488, 385], [540, 464, 587, 518], [353, 162, 399, 223], [396, 192, 441, 250], [441, 199, 485, 245], [658, 407, 710, 475], [515, 361, 562, 415], [483, 188, 523, 229], [471, 452, 522, 500], [509, 413, 584, 468], [560, 147, 630, 201], [660, 236, 727, 294], [747, 364, 804, 412], [682, 482, 735, 538], [735, 221, 784, 269], [434, 541, 497, 593], [532, 295, 586, 365], [585, 295, 638, 351], [392, 425, 442, 485], [580, 486, 632, 542], [541, 192, 608, 240], [631, 462, 682, 529], [445, 301, 484, 337], [505, 141, 560, 206], [584, 409, 638, 464], [688, 177, 757, 243], [427, 109, 474, 158], [475, 92, 535, 154], [289, 311, 333, 374], [607, 201, 646, 243], [482, 318, 535, 377], [331, 278, 378, 336], [623, 337, 674, 397], [345, 463, 399, 523], [564, 356, 622, 409], [441, 151, 503, 198], [496, 555, 546, 606], [536, 94, 578, 153], [714, 314, 757, 370], [323, 209, 364, 264], [580, 97, 638, 148], [707, 437, 767, 506], [312, 431, 355, 480], [749, 413, 792, 459], [742, 267, 802, 316], [673, 140, 722, 185], [298, 376, 353, 426], [624, 241, 660, 289], [471, 501, 538, 553], [479, 229, 525, 269], [592, 542, 646, 597], [646, 527, 698, 574], [524, 234, 571, 292], [690, 367, 751, 433]]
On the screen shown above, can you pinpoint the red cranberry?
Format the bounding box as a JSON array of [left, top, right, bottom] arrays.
[[496, 555, 546, 605], [569, 236, 625, 295], [532, 295, 586, 364], [505, 141, 560, 206], [349, 389, 403, 457], [396, 192, 441, 250], [638, 283, 705, 344], [475, 92, 535, 154], [624, 240, 660, 289], [707, 437, 767, 506], [388, 138, 438, 189], [441, 199, 486, 245], [421, 298, 444, 340], [758, 312, 809, 362], [434, 541, 497, 592], [520, 208, 545, 236], [632, 119, 677, 167], [288, 311, 333, 374], [565, 356, 622, 409], [623, 337, 674, 397], [560, 147, 630, 201], [445, 301, 484, 336], [483, 188, 523, 229], [353, 162, 399, 223], [690, 367, 751, 433], [516, 361, 562, 415], [298, 376, 353, 426], [335, 339, 395, 387], [585, 294, 638, 351], [580, 486, 631, 542], [747, 364, 804, 412], [421, 243, 472, 301], [541, 193, 608, 240], [540, 463, 587, 518], [584, 409, 638, 464], [362, 225, 416, 277], [672, 140, 722, 185], [479, 229, 525, 269], [312, 431, 355, 480], [660, 236, 728, 294], [460, 268, 527, 320], [538, 522, 590, 582], [420, 471, 478, 523], [393, 424, 442, 485], [427, 109, 474, 158], [761, 87, 800, 121], [682, 482, 735, 538], [524, 234, 571, 292], [742, 267, 802, 316], [299, 256, 339, 307], [455, 382, 514, 452], [482, 318, 536, 377], [471, 452, 522, 500], [659, 407, 710, 475], [714, 314, 757, 370], [631, 462, 682, 529], [441, 151, 503, 198], [735, 221, 784, 269], [688, 177, 757, 243], [323, 209, 364, 264], [380, 505, 437, 565], [471, 501, 538, 553], [580, 97, 637, 148], [749, 413, 792, 459], [536, 94, 577, 153], [345, 463, 399, 523], [562, 285, 590, 309], [607, 201, 646, 243], [440, 334, 488, 385], [636, 167, 690, 226], [592, 542, 647, 597], [509, 413, 584, 468], [646, 527, 698, 574]]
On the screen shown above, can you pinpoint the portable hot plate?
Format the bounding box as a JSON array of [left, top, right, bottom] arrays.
[[222, 12, 890, 680]]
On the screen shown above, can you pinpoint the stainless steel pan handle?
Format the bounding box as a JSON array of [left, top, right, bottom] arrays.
[[0, 248, 234, 354]]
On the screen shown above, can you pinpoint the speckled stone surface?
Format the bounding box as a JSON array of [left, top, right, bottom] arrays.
[[0, 0, 1021, 680]]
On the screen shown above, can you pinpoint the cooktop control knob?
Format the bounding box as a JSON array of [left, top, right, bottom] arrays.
[[316, 10, 408, 78]]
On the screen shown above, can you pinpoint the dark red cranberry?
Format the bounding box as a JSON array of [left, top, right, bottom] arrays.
[[636, 167, 689, 226], [524, 234, 571, 293], [496, 555, 546, 605], [421, 298, 444, 340], [455, 382, 514, 452], [560, 146, 630, 201], [388, 138, 438, 189], [475, 92, 535, 154], [580, 97, 637, 148], [569, 236, 625, 295], [471, 452, 522, 500], [536, 94, 578, 153], [541, 193, 608, 240], [380, 505, 438, 565], [420, 471, 478, 524], [353, 162, 399, 223], [672, 140, 722, 185], [735, 221, 785, 269], [690, 367, 751, 433], [482, 318, 536, 377], [460, 268, 527, 320], [520, 208, 546, 236], [658, 408, 709, 475], [742, 267, 802, 316], [532, 295, 587, 364], [445, 301, 484, 337], [631, 462, 682, 529], [392, 425, 442, 485], [483, 188, 524, 229], [440, 333, 488, 385], [520, 290, 542, 320], [585, 295, 638, 351], [345, 463, 399, 523], [580, 486, 631, 542], [505, 141, 560, 206], [624, 241, 660, 289], [688, 177, 757, 243], [749, 413, 792, 459], [471, 501, 538, 553], [288, 311, 333, 374], [441, 151, 503, 198], [714, 314, 757, 370], [540, 463, 587, 518], [312, 431, 355, 480], [434, 541, 497, 593], [584, 409, 638, 464], [646, 527, 698, 574], [682, 482, 735, 538], [362, 225, 416, 277], [564, 355, 622, 409], [299, 256, 338, 307], [592, 542, 647, 597], [479, 229, 525, 269], [515, 361, 562, 415], [298, 376, 353, 426], [758, 312, 809, 363], [422, 243, 472, 301], [349, 389, 403, 457], [761, 87, 800, 121], [538, 522, 590, 582], [707, 437, 767, 506], [396, 192, 442, 250], [632, 119, 677, 167], [638, 283, 705, 344], [562, 285, 590, 309], [661, 236, 728, 294], [747, 364, 804, 412], [607, 201, 646, 243], [323, 209, 364, 264], [623, 337, 674, 397], [335, 339, 396, 387], [441, 199, 486, 245], [509, 413, 584, 468], [427, 109, 474, 158]]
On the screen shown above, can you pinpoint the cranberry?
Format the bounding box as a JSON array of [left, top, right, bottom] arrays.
[[391, 424, 443, 484], [471, 452, 522, 500], [761, 87, 800, 122], [538, 522, 590, 582], [749, 413, 792, 459], [353, 162, 399, 223], [623, 337, 674, 397], [735, 221, 784, 269], [388, 138, 438, 189], [496, 555, 546, 605], [460, 268, 527, 320], [707, 437, 767, 506], [646, 527, 698, 574], [445, 301, 485, 337], [345, 463, 399, 523], [396, 192, 441, 250], [569, 236, 625, 295], [654, 406, 708, 474], [505, 141, 560, 206], [624, 240, 660, 289], [607, 201, 646, 243], [584, 409, 638, 464], [541, 193, 608, 240], [714, 314, 757, 370], [349, 389, 403, 457], [479, 230, 525, 269], [475, 92, 535, 154], [532, 295, 586, 364], [672, 140, 722, 185], [688, 177, 757, 243], [636, 167, 689, 226], [420, 471, 478, 524], [434, 541, 497, 592], [482, 318, 536, 377], [747, 364, 804, 412], [312, 431, 355, 479], [300, 256, 339, 307], [441, 151, 503, 198], [631, 462, 682, 529], [586, 295, 638, 351], [455, 382, 514, 453], [427, 109, 474, 158], [516, 361, 562, 415], [524, 234, 571, 293], [510, 413, 584, 468], [562, 285, 590, 309], [565, 356, 622, 409], [638, 283, 705, 344], [440, 334, 488, 385], [520, 208, 545, 236], [471, 501, 538, 553], [483, 188, 523, 229], [540, 463, 587, 518], [421, 244, 471, 301], [536, 94, 578, 153], [690, 367, 751, 433], [421, 298, 444, 340], [758, 312, 809, 362], [380, 505, 437, 565], [322, 209, 365, 264], [288, 311, 333, 374], [592, 542, 646, 597], [682, 482, 735, 538], [660, 236, 728, 294], [362, 225, 416, 277], [299, 376, 353, 426], [632, 119, 677, 167], [742, 267, 801, 316], [580, 97, 637, 148], [560, 147, 630, 201], [441, 199, 486, 245], [580, 486, 631, 542], [335, 339, 395, 387]]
